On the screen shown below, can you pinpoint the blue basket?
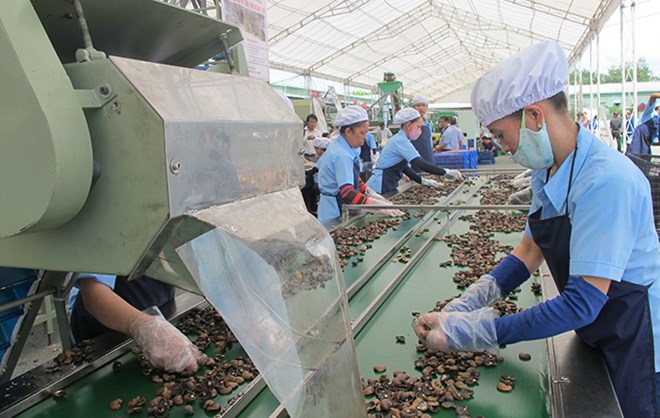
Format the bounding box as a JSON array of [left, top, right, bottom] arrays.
[[478, 151, 495, 165], [0, 269, 39, 362], [433, 150, 477, 169]]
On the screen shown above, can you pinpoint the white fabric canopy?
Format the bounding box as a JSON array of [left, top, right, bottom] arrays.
[[267, 0, 620, 101]]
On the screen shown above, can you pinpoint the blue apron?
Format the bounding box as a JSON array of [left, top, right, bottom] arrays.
[[360, 141, 372, 163], [528, 143, 657, 417], [372, 159, 409, 194], [320, 157, 361, 216]]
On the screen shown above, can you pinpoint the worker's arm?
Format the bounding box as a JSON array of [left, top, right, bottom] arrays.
[[415, 275, 609, 352], [79, 278, 142, 334], [410, 157, 446, 176], [640, 92, 660, 124], [79, 278, 204, 372], [442, 234, 541, 313]]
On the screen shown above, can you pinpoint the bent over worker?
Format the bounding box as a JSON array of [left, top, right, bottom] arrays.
[[412, 41, 660, 418], [367, 108, 463, 194], [317, 106, 404, 223]]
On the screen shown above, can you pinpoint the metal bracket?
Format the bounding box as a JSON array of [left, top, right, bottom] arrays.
[[75, 83, 116, 109]]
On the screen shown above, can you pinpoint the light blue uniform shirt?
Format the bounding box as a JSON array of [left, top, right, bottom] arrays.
[[441, 125, 462, 150], [67, 274, 116, 312], [365, 132, 377, 151], [317, 135, 362, 223], [366, 130, 420, 193], [524, 126, 660, 371]]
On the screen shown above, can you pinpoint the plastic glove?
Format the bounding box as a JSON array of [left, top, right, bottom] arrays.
[[363, 187, 386, 201], [442, 274, 502, 313], [413, 308, 498, 352], [511, 176, 532, 189], [506, 187, 532, 205], [421, 178, 440, 187], [128, 306, 206, 372], [367, 198, 406, 217], [444, 169, 464, 181]]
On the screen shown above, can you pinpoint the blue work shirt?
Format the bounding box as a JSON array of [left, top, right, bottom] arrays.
[[366, 130, 420, 193], [441, 125, 462, 150], [67, 274, 117, 311], [317, 135, 362, 223], [524, 125, 660, 371]]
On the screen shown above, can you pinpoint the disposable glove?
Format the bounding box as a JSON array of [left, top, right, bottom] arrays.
[[444, 169, 464, 181], [421, 178, 440, 187], [128, 306, 206, 372], [506, 187, 532, 205], [367, 198, 406, 217], [413, 307, 499, 352], [442, 274, 502, 313], [364, 187, 386, 201]]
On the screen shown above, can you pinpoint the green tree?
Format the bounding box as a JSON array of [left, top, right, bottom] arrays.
[[569, 57, 658, 84]]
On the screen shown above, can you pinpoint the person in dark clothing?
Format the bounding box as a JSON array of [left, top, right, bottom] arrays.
[[481, 135, 499, 154], [610, 112, 623, 152], [410, 95, 435, 170]]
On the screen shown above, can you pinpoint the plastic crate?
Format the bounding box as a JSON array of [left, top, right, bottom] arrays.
[[628, 154, 660, 236], [0, 269, 39, 364], [477, 151, 495, 165], [433, 150, 477, 169]]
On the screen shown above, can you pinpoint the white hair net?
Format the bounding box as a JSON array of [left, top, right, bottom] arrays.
[[393, 108, 421, 125], [412, 95, 430, 106], [470, 40, 568, 126], [312, 138, 331, 149], [332, 105, 369, 127]]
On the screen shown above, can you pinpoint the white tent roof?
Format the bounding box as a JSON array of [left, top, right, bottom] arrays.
[[267, 0, 621, 101]]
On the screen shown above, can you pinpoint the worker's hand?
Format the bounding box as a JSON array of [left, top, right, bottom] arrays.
[[413, 308, 498, 352], [367, 198, 406, 218], [420, 178, 441, 188], [128, 307, 206, 373], [444, 169, 464, 181], [363, 187, 386, 201], [442, 274, 502, 313], [307, 135, 316, 140]]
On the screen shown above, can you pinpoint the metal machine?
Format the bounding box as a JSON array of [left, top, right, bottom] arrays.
[[1, 0, 365, 416]]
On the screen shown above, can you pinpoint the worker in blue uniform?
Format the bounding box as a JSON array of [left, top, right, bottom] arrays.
[[360, 131, 378, 164], [410, 95, 435, 170], [438, 116, 463, 151], [69, 274, 204, 372], [366, 108, 463, 194], [413, 41, 660, 418], [317, 105, 404, 223]]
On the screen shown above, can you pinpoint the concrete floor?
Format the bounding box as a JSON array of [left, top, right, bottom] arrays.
[[10, 320, 63, 379]]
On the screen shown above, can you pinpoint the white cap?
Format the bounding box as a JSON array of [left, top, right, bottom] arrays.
[[412, 95, 429, 106], [470, 40, 568, 126], [313, 138, 331, 149], [332, 105, 369, 127], [393, 108, 421, 125]]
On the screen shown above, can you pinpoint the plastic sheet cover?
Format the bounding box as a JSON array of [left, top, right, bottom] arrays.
[[176, 188, 366, 417]]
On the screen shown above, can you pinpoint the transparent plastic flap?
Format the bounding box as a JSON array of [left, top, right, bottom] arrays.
[[176, 188, 366, 417]]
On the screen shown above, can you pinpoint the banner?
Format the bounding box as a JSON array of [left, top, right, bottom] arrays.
[[221, 0, 270, 81]]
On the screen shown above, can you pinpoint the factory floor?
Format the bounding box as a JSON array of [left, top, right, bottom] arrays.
[[11, 319, 63, 379]]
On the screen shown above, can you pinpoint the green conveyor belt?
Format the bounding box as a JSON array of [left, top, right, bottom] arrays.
[[16, 344, 254, 418], [17, 175, 549, 418]]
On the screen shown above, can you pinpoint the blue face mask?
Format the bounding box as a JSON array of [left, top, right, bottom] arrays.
[[513, 113, 554, 170]]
